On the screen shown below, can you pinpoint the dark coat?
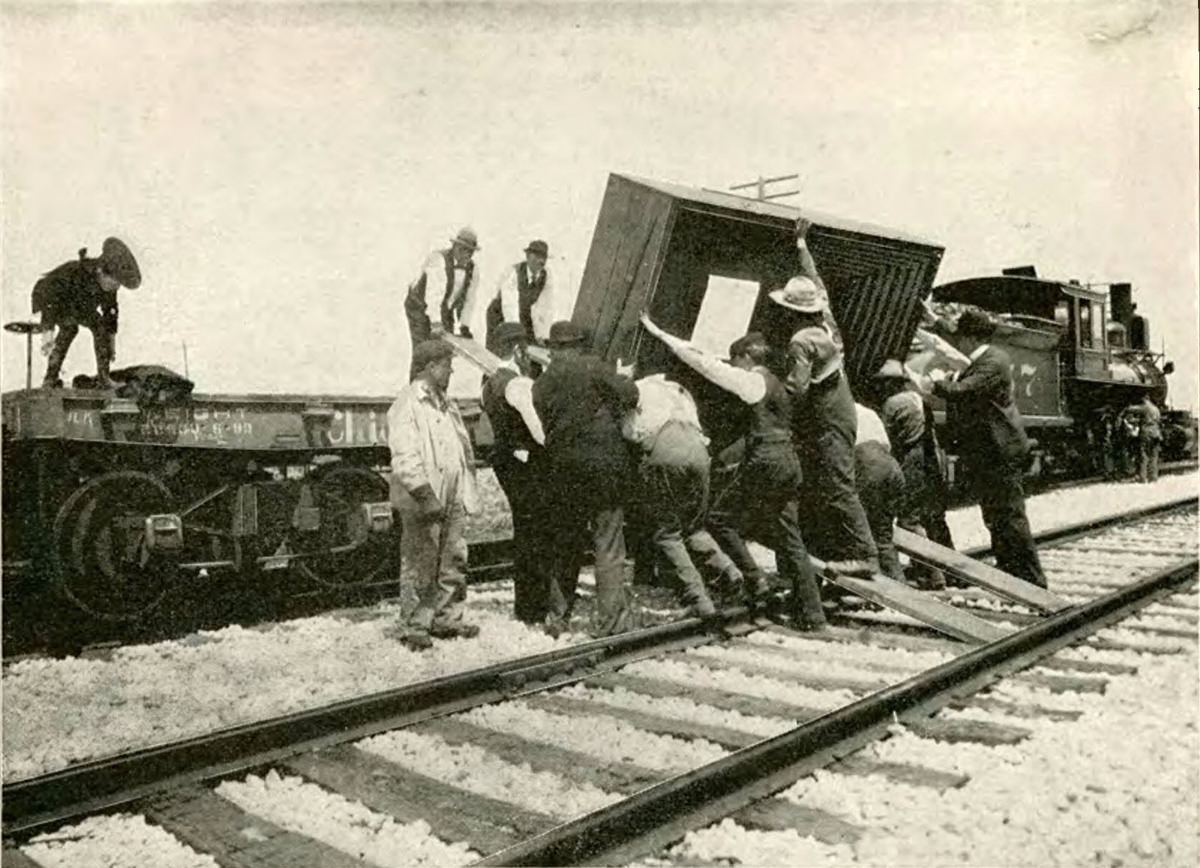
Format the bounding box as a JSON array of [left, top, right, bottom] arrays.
[[31, 257, 119, 333], [532, 353, 638, 511], [934, 345, 1030, 467]]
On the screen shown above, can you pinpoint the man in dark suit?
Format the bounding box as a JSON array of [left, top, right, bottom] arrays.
[[933, 309, 1046, 587], [480, 322, 547, 624], [533, 321, 640, 637]]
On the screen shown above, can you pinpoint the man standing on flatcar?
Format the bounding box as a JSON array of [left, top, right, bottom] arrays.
[[387, 339, 481, 650], [32, 237, 141, 389], [484, 240, 560, 354], [533, 321, 640, 637], [929, 309, 1047, 588], [772, 219, 879, 575], [405, 227, 482, 379], [480, 322, 549, 624], [639, 314, 827, 630]]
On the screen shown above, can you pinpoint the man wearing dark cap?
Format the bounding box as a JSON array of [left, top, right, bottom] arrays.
[[405, 227, 482, 379], [533, 321, 640, 637], [639, 313, 827, 631], [485, 239, 560, 353], [480, 321, 549, 624], [31, 237, 141, 389], [932, 308, 1046, 587], [387, 338, 481, 650]]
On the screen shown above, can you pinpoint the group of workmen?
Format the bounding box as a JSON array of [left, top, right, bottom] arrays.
[[1096, 395, 1163, 484], [383, 218, 1051, 651]]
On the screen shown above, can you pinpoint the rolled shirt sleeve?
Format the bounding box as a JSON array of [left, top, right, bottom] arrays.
[[656, 331, 767, 405]]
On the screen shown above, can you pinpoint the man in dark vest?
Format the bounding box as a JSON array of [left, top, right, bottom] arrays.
[[405, 227, 481, 379], [931, 308, 1046, 587], [31, 237, 141, 389], [639, 314, 828, 631], [485, 239, 559, 353], [480, 321, 549, 624]]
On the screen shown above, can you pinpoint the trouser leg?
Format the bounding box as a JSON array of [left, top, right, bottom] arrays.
[[767, 499, 825, 626], [92, 327, 114, 386], [705, 462, 765, 583], [814, 427, 878, 563], [428, 502, 469, 628], [590, 506, 632, 636], [400, 510, 442, 632], [495, 462, 547, 623], [43, 323, 78, 387], [1149, 442, 1160, 481], [976, 469, 1046, 588], [543, 507, 585, 624]]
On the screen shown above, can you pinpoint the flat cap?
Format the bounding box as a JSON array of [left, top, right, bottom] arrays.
[[956, 308, 996, 339], [412, 338, 454, 372], [491, 321, 528, 350]]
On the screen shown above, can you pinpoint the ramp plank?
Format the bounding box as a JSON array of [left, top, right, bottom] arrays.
[[893, 528, 1071, 613]]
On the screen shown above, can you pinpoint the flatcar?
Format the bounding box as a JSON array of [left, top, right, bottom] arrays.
[[0, 385, 490, 624], [924, 267, 1191, 478]]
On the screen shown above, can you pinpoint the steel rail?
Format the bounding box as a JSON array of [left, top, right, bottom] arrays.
[[963, 493, 1196, 557], [1, 610, 754, 839], [475, 556, 1198, 867]]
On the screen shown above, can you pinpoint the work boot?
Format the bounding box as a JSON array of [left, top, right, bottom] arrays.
[[685, 593, 717, 620], [429, 621, 480, 640], [711, 569, 745, 608]]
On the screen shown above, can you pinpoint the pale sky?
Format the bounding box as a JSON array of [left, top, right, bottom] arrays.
[[2, 0, 1197, 410]]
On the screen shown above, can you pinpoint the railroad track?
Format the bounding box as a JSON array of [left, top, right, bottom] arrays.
[[3, 499, 1196, 867]]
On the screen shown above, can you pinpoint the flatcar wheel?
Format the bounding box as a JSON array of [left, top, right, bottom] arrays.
[[56, 471, 173, 621], [298, 465, 394, 588]]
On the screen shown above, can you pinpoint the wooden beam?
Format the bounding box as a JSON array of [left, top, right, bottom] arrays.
[[893, 526, 1073, 614], [443, 334, 502, 376], [814, 557, 1011, 644]]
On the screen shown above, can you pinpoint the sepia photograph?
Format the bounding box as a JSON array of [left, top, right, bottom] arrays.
[[1, 1, 1197, 865]]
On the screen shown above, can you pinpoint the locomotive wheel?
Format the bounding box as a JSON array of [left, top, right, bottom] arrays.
[[54, 471, 173, 621], [297, 465, 394, 588]]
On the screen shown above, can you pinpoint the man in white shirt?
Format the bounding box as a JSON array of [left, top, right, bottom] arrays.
[[853, 403, 905, 581], [485, 239, 559, 353], [404, 227, 482, 380], [623, 374, 743, 618]]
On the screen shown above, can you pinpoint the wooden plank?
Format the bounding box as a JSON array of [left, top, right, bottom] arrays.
[[762, 622, 962, 655], [143, 785, 369, 868], [2, 847, 45, 868], [283, 746, 555, 857], [417, 717, 662, 796], [584, 672, 1030, 748], [442, 334, 501, 376], [893, 527, 1071, 613], [950, 695, 1082, 722], [820, 566, 1012, 644], [730, 799, 862, 845], [828, 754, 969, 790]]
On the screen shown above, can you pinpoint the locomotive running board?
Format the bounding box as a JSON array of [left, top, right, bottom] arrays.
[[812, 557, 1010, 644], [893, 527, 1072, 614]]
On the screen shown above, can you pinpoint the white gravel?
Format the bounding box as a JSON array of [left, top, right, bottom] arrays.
[[215, 769, 479, 867], [661, 610, 1199, 867], [21, 814, 219, 868], [356, 729, 620, 819]]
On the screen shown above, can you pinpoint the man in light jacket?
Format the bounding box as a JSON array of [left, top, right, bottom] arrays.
[[387, 338, 480, 650]]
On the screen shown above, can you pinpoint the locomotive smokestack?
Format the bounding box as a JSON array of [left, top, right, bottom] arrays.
[[1109, 283, 1134, 328]]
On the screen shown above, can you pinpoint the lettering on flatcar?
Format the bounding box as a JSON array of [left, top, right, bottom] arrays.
[[328, 408, 389, 446]]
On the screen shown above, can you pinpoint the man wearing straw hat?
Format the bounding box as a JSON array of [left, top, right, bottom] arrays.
[[405, 226, 482, 379], [31, 237, 141, 389], [770, 218, 878, 574]]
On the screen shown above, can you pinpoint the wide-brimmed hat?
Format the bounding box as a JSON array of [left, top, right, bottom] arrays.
[[99, 237, 141, 289], [450, 227, 480, 251], [524, 239, 549, 258], [768, 276, 822, 313], [546, 320, 586, 348], [491, 321, 528, 350], [874, 359, 907, 379], [956, 308, 996, 339], [412, 339, 454, 372]]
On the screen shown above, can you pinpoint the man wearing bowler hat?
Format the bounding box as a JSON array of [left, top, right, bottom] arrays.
[[31, 237, 141, 389], [480, 321, 550, 624], [485, 239, 560, 353], [931, 308, 1046, 587], [405, 227, 482, 379], [533, 321, 640, 637], [387, 338, 481, 650]]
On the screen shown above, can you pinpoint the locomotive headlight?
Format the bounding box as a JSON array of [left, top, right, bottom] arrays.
[[361, 502, 394, 534], [144, 514, 184, 552]]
